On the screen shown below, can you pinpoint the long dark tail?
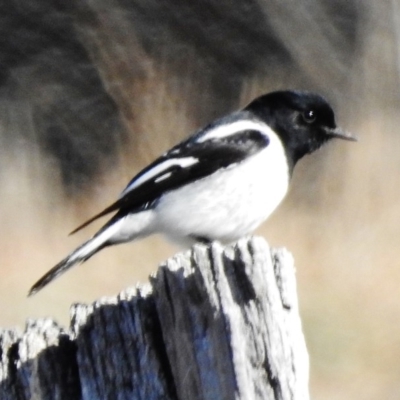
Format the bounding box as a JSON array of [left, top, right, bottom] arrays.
[[28, 224, 114, 296], [29, 210, 155, 296]]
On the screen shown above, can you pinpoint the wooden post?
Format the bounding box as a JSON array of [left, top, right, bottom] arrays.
[[0, 237, 309, 400]]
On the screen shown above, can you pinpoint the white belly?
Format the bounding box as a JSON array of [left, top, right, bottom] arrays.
[[155, 134, 289, 245]]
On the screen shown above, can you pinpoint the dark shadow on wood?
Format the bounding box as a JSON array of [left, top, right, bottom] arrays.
[[0, 237, 309, 400]]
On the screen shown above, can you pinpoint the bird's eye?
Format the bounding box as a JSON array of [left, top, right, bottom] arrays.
[[302, 110, 317, 124]]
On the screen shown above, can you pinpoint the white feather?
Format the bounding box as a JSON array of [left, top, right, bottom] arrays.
[[120, 157, 198, 196], [155, 126, 289, 246], [197, 119, 271, 142], [71, 211, 156, 261], [154, 172, 172, 183]]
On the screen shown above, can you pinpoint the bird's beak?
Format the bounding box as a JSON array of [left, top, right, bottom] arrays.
[[327, 127, 358, 142]]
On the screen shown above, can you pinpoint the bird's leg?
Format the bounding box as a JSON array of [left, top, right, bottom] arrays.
[[190, 235, 212, 245]]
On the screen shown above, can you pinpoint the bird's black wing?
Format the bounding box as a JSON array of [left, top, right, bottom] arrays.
[[70, 129, 269, 234]]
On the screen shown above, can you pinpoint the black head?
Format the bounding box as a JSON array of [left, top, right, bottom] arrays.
[[244, 90, 356, 167]]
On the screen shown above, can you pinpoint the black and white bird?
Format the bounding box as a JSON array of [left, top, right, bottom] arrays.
[[29, 90, 356, 296]]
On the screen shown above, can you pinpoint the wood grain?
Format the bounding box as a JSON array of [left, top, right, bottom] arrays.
[[0, 237, 309, 400]]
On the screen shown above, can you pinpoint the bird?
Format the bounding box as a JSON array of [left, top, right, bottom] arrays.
[[28, 90, 356, 296]]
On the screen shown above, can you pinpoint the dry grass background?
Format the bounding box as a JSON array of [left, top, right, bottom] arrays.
[[1, 1, 400, 399]]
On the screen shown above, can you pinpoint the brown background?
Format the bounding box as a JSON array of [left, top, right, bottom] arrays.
[[1, 1, 399, 398]]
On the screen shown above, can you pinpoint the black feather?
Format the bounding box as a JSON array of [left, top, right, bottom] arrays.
[[70, 128, 269, 233]]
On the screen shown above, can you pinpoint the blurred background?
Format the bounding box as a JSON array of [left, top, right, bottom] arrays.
[[0, 0, 400, 398]]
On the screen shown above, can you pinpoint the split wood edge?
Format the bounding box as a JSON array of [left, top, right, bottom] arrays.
[[0, 236, 309, 400]]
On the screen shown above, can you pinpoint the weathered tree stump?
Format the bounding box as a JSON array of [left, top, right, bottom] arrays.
[[0, 237, 309, 400]]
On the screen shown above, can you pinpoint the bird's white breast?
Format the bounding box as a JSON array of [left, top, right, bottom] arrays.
[[155, 126, 290, 245]]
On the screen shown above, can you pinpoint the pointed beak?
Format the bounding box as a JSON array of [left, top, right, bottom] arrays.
[[327, 127, 358, 142]]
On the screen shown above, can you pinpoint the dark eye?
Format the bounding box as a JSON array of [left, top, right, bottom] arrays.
[[302, 110, 317, 124]]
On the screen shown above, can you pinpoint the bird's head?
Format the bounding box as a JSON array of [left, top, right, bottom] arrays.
[[245, 90, 356, 166]]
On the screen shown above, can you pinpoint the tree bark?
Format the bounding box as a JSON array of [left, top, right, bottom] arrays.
[[0, 237, 309, 400]]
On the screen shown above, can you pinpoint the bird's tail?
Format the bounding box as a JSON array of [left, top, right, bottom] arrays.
[[29, 210, 156, 296], [28, 223, 117, 296]]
